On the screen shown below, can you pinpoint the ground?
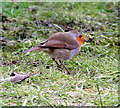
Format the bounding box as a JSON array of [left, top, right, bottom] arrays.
[[0, 2, 119, 106]]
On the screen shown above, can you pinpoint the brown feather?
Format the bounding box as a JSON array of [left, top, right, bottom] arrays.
[[22, 46, 41, 53], [38, 32, 78, 50]]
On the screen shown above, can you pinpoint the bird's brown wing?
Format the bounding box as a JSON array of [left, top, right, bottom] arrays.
[[38, 32, 79, 50], [38, 40, 77, 50]]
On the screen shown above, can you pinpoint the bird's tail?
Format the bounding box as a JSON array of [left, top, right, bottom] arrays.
[[22, 46, 40, 54]]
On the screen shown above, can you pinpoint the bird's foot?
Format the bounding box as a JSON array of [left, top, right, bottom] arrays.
[[57, 64, 62, 68], [67, 71, 76, 75]]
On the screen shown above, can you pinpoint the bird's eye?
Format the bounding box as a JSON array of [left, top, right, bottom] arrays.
[[79, 35, 82, 38]]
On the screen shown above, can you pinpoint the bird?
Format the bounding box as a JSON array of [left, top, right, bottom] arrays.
[[22, 30, 88, 74]]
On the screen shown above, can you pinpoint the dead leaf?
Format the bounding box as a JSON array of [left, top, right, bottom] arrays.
[[0, 72, 35, 83]]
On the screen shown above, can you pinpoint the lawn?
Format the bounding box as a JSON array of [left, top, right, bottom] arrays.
[[0, 2, 119, 106]]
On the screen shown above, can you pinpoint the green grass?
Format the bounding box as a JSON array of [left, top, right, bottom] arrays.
[[1, 2, 119, 106]]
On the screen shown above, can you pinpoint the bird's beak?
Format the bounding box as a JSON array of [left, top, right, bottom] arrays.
[[84, 39, 89, 42]]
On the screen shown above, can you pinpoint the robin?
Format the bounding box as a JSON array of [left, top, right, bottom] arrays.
[[23, 30, 88, 74]]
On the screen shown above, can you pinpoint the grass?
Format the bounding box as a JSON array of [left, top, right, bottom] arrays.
[[1, 2, 119, 106]]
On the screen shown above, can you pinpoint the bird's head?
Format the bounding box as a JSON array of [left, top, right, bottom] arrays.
[[68, 31, 88, 43], [77, 34, 88, 43]]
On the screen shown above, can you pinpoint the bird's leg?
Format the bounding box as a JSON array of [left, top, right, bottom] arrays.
[[59, 60, 71, 75], [52, 58, 61, 68]]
